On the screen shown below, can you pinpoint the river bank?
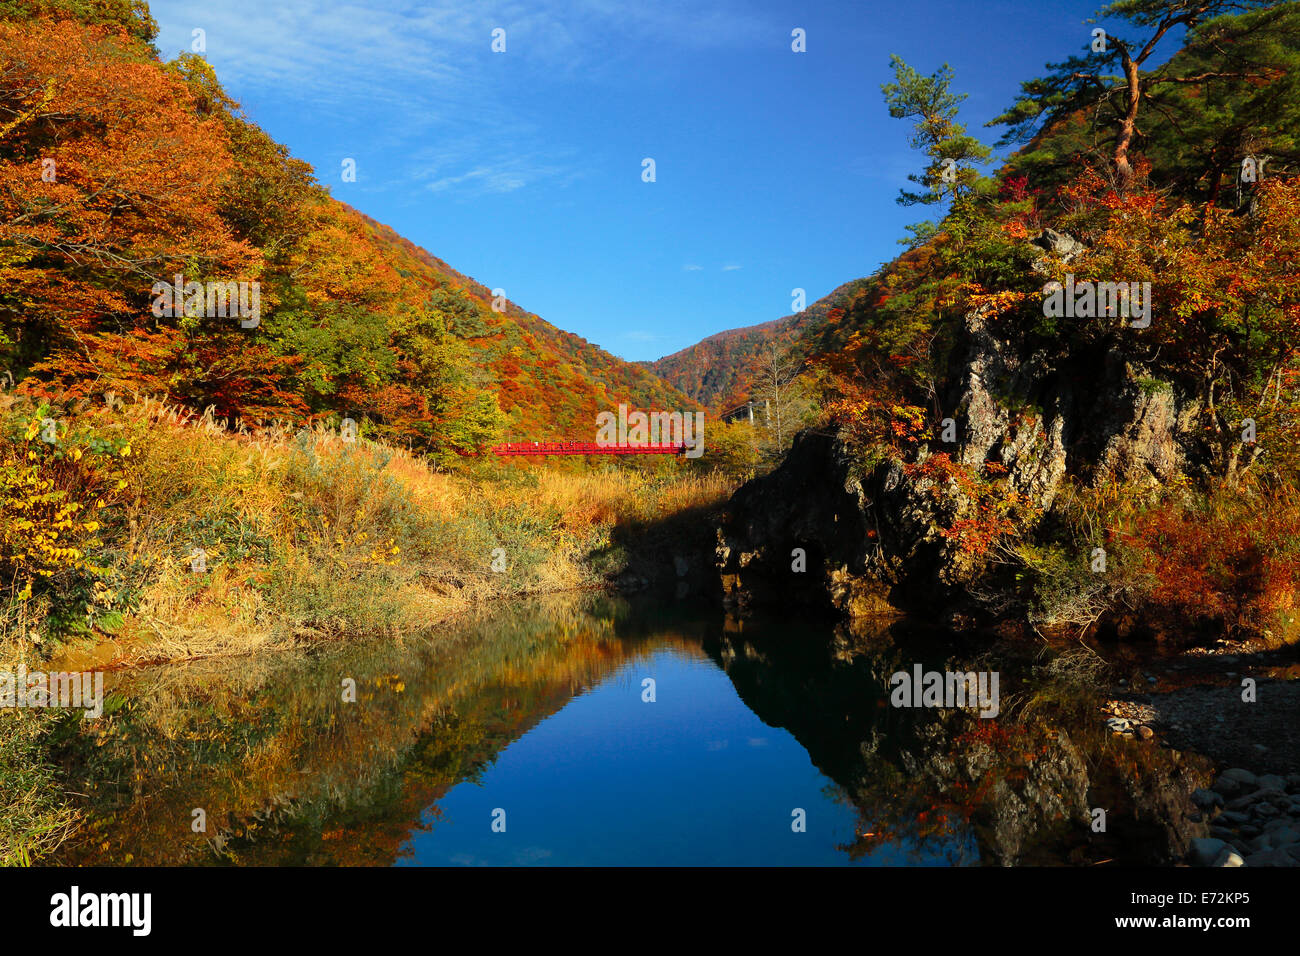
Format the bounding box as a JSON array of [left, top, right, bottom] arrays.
[[0, 393, 733, 864], [0, 392, 731, 667], [1087, 635, 1300, 866], [4, 394, 1296, 868]]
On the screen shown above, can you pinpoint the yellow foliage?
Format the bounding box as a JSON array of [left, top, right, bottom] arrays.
[[0, 407, 131, 640]]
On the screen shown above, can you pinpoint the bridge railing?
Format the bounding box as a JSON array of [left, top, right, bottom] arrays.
[[487, 441, 687, 456]]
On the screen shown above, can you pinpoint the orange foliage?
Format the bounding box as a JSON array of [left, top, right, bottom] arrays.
[[904, 453, 1020, 557], [0, 17, 258, 326], [1114, 493, 1300, 636]]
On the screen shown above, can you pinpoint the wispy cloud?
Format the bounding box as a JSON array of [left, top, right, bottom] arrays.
[[152, 1, 771, 107], [154, 2, 469, 109], [722, 264, 742, 271], [682, 264, 703, 271], [426, 167, 526, 194], [150, 0, 771, 200], [410, 137, 583, 198]]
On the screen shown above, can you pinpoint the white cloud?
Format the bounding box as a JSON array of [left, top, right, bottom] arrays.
[[148, 0, 773, 198], [152, 1, 770, 103], [406, 131, 586, 198], [154, 2, 468, 107]]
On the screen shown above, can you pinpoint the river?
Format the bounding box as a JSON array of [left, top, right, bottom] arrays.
[[49, 592, 1202, 866]]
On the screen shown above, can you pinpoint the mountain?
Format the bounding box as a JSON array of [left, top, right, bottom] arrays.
[[343, 209, 697, 438], [0, 2, 694, 454], [644, 278, 872, 409]]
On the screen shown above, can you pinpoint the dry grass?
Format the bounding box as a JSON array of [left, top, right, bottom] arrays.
[[0, 394, 735, 667], [0, 710, 80, 866], [531, 468, 735, 527], [0, 394, 736, 864]]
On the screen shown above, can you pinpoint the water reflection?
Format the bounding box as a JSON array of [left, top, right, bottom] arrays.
[[48, 594, 1204, 866]]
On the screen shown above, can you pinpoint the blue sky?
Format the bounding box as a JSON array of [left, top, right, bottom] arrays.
[[148, 0, 1147, 362]]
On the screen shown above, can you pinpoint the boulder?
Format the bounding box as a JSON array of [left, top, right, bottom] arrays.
[[1212, 776, 1242, 797], [1213, 847, 1246, 867], [1030, 228, 1086, 264], [1244, 848, 1293, 867], [1221, 768, 1258, 787], [1191, 788, 1224, 811], [1189, 837, 1230, 866]]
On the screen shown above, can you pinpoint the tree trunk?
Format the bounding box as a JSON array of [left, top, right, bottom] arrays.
[[1114, 44, 1142, 186]]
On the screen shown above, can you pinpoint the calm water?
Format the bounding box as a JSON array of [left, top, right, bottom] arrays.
[[394, 639, 961, 866], [53, 593, 1190, 866]]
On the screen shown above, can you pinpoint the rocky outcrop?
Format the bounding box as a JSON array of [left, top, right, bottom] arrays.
[[716, 235, 1209, 619], [715, 429, 887, 616], [704, 612, 1208, 865]]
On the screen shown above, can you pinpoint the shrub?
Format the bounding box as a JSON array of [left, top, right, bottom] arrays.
[[0, 400, 130, 641], [1114, 490, 1300, 641]]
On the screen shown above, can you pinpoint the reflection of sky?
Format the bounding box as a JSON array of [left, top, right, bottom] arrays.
[[396, 645, 971, 866]]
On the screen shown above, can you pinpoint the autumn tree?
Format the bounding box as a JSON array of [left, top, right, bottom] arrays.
[[1124, 2, 1300, 206], [0, 0, 157, 44], [0, 5, 692, 462], [0, 18, 259, 397], [751, 342, 815, 458]]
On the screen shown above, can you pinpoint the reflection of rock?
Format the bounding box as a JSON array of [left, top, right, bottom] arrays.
[[614, 570, 649, 592], [703, 613, 1208, 865], [899, 709, 1091, 866]]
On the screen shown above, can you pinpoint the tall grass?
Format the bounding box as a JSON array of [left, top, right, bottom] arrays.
[[0, 392, 734, 664], [0, 393, 736, 864], [0, 710, 78, 866]]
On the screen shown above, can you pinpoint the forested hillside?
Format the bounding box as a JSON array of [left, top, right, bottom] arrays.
[[719, 0, 1300, 647], [350, 209, 696, 437], [0, 1, 693, 455], [643, 278, 870, 409]]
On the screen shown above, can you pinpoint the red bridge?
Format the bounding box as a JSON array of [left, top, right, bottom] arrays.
[[488, 441, 688, 456]]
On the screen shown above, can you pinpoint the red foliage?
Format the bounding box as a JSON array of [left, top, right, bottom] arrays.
[[903, 453, 1020, 557], [1114, 494, 1300, 635]]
